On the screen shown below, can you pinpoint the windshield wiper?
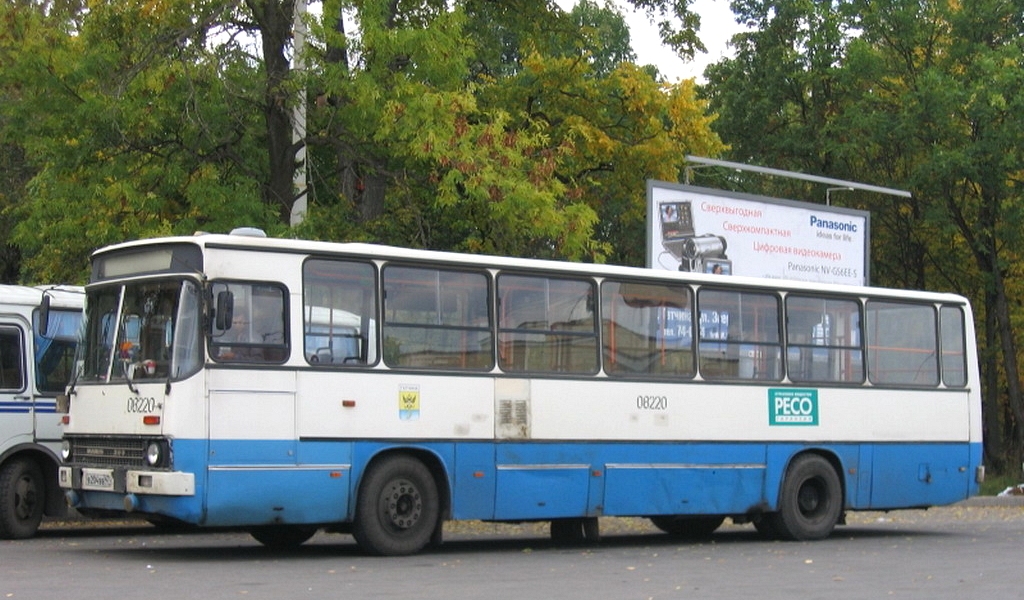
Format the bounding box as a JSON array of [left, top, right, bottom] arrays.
[[121, 361, 140, 394]]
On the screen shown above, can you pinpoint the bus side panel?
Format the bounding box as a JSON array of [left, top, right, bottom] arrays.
[[450, 442, 496, 520], [869, 443, 974, 509], [203, 437, 353, 527], [602, 443, 767, 516], [493, 442, 591, 520], [204, 465, 349, 526]]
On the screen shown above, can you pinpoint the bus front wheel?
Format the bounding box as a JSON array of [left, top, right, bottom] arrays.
[[0, 458, 45, 539], [767, 454, 842, 541], [352, 455, 440, 556]]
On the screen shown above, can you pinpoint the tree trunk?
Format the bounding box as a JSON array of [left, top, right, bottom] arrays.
[[981, 286, 1005, 471], [252, 0, 298, 224]]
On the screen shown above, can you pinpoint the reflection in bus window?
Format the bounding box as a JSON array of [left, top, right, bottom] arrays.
[[498, 274, 597, 374], [303, 259, 377, 366], [785, 296, 864, 383], [601, 280, 694, 377], [697, 289, 781, 381]]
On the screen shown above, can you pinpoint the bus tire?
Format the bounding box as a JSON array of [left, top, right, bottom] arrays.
[[752, 515, 780, 539], [352, 455, 439, 556], [768, 454, 842, 541], [0, 458, 46, 539], [250, 524, 318, 549], [650, 515, 725, 539]]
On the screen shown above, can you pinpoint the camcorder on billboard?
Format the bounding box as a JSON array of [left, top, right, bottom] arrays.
[[647, 181, 870, 286]]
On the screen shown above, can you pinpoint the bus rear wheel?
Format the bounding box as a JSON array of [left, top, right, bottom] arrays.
[[767, 454, 842, 541], [352, 455, 440, 556], [0, 458, 45, 539]]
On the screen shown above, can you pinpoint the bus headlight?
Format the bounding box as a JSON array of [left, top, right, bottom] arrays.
[[61, 440, 71, 462], [145, 441, 164, 467]]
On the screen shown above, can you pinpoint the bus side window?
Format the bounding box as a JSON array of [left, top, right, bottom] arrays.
[[601, 280, 695, 378], [940, 305, 967, 387], [497, 274, 597, 374], [209, 282, 289, 364], [866, 300, 938, 386], [697, 289, 782, 381], [382, 265, 493, 370], [785, 295, 864, 384], [0, 326, 25, 391], [302, 258, 378, 367]]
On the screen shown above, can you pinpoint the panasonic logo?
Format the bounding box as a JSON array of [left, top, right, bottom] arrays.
[[810, 215, 858, 233]]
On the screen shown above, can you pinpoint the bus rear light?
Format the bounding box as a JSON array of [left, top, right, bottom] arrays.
[[61, 415, 70, 425], [342, 400, 356, 408], [143, 416, 161, 425]]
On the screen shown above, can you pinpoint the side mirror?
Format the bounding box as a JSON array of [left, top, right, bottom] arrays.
[[39, 294, 52, 337], [214, 291, 234, 331]]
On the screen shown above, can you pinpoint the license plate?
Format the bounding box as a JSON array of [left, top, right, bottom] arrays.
[[82, 468, 116, 491]]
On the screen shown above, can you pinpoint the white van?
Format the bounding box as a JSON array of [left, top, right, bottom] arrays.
[[0, 284, 83, 538]]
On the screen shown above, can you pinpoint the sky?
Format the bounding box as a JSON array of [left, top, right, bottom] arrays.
[[559, 0, 750, 82]]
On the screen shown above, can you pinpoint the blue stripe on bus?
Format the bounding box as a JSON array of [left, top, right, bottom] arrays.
[[0, 401, 57, 413], [72, 438, 982, 529], [0, 403, 31, 413]]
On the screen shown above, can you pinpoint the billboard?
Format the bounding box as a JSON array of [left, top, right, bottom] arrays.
[[647, 181, 870, 286]]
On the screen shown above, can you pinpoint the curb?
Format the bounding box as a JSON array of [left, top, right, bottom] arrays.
[[957, 495, 1024, 507]]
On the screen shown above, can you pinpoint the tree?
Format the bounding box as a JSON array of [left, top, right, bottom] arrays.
[[703, 0, 1024, 471], [297, 0, 723, 264], [1, 0, 275, 283], [3, 0, 724, 281]]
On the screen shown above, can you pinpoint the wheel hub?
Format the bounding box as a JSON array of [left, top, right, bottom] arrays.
[[383, 479, 422, 529]]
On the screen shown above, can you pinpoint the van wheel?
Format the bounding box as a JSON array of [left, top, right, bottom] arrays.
[[0, 458, 45, 539], [352, 455, 439, 556]]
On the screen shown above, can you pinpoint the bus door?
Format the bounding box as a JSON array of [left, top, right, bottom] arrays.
[[0, 318, 32, 445], [493, 378, 592, 520]]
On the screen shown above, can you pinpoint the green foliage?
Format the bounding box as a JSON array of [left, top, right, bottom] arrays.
[[1, 0, 721, 282]]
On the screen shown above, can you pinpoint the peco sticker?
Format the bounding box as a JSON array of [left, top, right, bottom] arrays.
[[399, 384, 420, 421], [768, 388, 818, 426]]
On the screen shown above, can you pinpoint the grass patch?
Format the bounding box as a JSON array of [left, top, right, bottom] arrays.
[[979, 472, 1022, 496]]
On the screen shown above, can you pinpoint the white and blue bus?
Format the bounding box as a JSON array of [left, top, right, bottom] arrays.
[[59, 230, 983, 555], [0, 284, 83, 538]]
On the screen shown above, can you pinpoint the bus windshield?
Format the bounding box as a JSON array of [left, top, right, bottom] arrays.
[[78, 279, 202, 383]]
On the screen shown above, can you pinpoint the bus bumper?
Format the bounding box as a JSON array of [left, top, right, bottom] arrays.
[[59, 466, 195, 496]]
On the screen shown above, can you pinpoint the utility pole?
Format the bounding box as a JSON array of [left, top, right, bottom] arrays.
[[290, 0, 308, 226]]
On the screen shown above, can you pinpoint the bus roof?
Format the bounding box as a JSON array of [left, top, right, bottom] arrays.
[[92, 232, 969, 305], [0, 284, 84, 310]]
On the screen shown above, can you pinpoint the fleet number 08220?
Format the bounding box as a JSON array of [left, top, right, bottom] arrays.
[[636, 395, 668, 410]]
